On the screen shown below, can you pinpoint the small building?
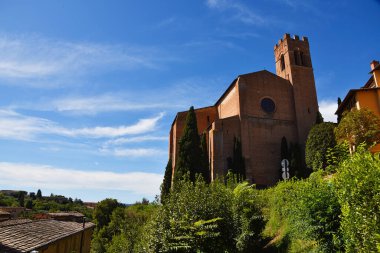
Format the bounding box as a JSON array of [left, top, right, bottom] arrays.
[[0, 207, 26, 219], [0, 211, 11, 222], [48, 212, 85, 223], [0, 219, 95, 253], [336, 60, 380, 152]]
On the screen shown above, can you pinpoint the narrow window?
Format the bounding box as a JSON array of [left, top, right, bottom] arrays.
[[300, 51, 304, 66], [280, 55, 285, 71], [207, 116, 210, 123], [294, 51, 300, 65]]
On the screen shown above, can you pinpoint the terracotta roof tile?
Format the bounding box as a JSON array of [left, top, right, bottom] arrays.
[[0, 219, 95, 253]]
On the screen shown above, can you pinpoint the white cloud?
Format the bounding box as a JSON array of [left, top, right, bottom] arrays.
[[319, 100, 338, 123], [0, 34, 169, 87], [0, 109, 165, 140], [51, 95, 173, 115], [0, 162, 162, 196], [105, 135, 167, 146], [100, 148, 167, 158]]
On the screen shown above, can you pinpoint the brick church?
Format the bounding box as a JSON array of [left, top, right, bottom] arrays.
[[169, 34, 319, 186]]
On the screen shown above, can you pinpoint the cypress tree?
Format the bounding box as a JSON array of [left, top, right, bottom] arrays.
[[280, 136, 289, 180], [160, 158, 172, 202], [337, 97, 342, 106], [227, 137, 245, 182], [316, 111, 324, 124], [175, 106, 203, 183], [200, 132, 210, 183], [36, 189, 42, 199], [280, 136, 289, 160]]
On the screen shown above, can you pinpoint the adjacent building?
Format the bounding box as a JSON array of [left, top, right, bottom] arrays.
[[0, 219, 94, 253], [336, 60, 380, 152], [169, 34, 319, 186]]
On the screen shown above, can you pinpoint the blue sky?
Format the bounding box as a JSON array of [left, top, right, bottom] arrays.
[[0, 0, 379, 204]]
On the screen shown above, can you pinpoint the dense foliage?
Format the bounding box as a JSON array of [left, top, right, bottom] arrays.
[[263, 172, 342, 252], [0, 190, 93, 219], [335, 109, 380, 154], [89, 108, 380, 253], [335, 150, 380, 252], [161, 158, 173, 202], [305, 122, 337, 170], [139, 176, 266, 252], [91, 202, 156, 253], [90, 149, 380, 252]]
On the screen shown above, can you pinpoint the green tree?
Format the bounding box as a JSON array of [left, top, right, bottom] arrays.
[[232, 137, 245, 181], [175, 106, 203, 183], [263, 172, 342, 252], [305, 122, 336, 170], [335, 150, 380, 252], [25, 199, 33, 209], [93, 198, 120, 229], [281, 136, 289, 160], [17, 191, 25, 207], [280, 137, 289, 179], [160, 158, 173, 202], [316, 110, 324, 124], [289, 143, 305, 178], [200, 132, 210, 183], [140, 177, 265, 252], [36, 189, 42, 199], [335, 109, 380, 154]]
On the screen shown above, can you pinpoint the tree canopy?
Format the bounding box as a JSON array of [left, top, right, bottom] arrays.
[[335, 109, 380, 154], [305, 122, 336, 170], [160, 159, 172, 202], [174, 106, 207, 183]]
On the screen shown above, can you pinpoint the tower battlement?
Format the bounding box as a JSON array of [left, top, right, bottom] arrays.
[[274, 33, 309, 50]]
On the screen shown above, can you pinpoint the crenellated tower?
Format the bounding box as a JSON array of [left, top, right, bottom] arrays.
[[274, 33, 319, 147]]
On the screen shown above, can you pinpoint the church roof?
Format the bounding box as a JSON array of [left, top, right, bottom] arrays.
[[214, 70, 290, 106], [170, 105, 216, 128]]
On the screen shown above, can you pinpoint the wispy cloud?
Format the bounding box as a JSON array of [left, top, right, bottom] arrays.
[[105, 135, 167, 146], [0, 34, 171, 87], [319, 100, 337, 123], [0, 109, 165, 140], [0, 162, 162, 196], [205, 0, 267, 26], [50, 95, 175, 115], [100, 147, 166, 158]]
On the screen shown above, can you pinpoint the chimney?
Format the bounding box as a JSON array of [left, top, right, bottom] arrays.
[[371, 60, 379, 70]]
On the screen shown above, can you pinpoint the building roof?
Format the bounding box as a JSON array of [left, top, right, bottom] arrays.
[[48, 211, 84, 218], [0, 219, 95, 253], [370, 63, 380, 73], [170, 105, 216, 128]]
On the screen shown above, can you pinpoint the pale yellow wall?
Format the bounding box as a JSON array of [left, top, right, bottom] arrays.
[[38, 228, 93, 253], [356, 90, 380, 118], [373, 70, 380, 87]]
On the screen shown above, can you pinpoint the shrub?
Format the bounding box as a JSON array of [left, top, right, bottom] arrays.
[[305, 122, 336, 170], [335, 150, 380, 252], [263, 172, 342, 252]]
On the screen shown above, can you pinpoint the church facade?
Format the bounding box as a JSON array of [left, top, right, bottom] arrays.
[[169, 34, 319, 186]]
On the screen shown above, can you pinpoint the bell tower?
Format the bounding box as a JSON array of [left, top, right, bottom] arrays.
[[274, 33, 319, 146]]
